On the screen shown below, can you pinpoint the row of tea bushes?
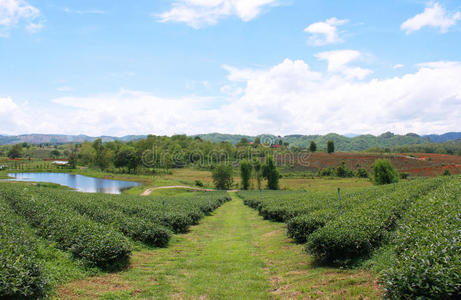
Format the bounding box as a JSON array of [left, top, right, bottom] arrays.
[[382, 178, 461, 299], [286, 185, 398, 243], [0, 197, 49, 299], [0, 183, 132, 270], [43, 190, 173, 247], [0, 183, 230, 298], [306, 177, 443, 264]]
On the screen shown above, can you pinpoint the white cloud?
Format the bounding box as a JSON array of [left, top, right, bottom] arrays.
[[393, 64, 405, 69], [0, 97, 29, 132], [401, 2, 460, 34], [0, 0, 43, 36], [157, 0, 277, 28], [2, 59, 461, 136], [304, 17, 348, 46], [315, 50, 372, 80], [218, 59, 461, 135]]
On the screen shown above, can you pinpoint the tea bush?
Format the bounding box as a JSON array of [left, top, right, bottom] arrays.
[[0, 197, 49, 299], [306, 177, 442, 264], [382, 178, 461, 299], [0, 184, 132, 270]]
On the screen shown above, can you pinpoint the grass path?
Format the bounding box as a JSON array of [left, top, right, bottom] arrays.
[[140, 186, 215, 196], [56, 193, 380, 299]]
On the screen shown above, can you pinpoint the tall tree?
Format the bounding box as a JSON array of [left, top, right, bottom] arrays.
[[212, 163, 234, 190], [309, 141, 317, 152], [240, 160, 252, 190], [262, 156, 280, 190], [68, 145, 78, 169], [114, 146, 139, 173], [327, 140, 335, 154], [92, 139, 112, 170], [7, 144, 23, 159], [252, 158, 262, 190]]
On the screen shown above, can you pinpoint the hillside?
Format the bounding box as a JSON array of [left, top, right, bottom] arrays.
[[423, 132, 461, 143], [278, 152, 461, 176], [196, 132, 433, 151], [0, 134, 147, 145], [2, 132, 461, 151]]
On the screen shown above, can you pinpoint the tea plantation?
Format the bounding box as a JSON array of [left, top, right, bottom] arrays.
[[0, 183, 230, 299], [239, 176, 461, 299]]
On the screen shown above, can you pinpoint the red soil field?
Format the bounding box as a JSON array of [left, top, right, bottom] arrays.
[[279, 152, 461, 176]]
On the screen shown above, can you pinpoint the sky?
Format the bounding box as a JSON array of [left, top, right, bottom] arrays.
[[0, 0, 460, 137]]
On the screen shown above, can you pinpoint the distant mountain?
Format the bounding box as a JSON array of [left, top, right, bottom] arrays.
[[423, 132, 461, 143], [194, 133, 253, 145], [196, 132, 433, 151], [0, 134, 147, 145], [1, 132, 460, 151]]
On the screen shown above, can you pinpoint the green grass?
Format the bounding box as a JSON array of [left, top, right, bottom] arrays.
[[0, 173, 11, 179], [56, 193, 380, 299]]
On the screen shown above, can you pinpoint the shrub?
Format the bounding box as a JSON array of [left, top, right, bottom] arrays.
[[442, 169, 451, 176], [195, 180, 204, 187], [0, 184, 132, 270], [319, 168, 335, 177], [336, 161, 354, 178], [306, 178, 442, 264], [382, 178, 461, 299], [212, 163, 234, 190], [399, 172, 409, 179], [0, 198, 49, 299], [372, 159, 399, 185], [287, 210, 335, 243], [356, 167, 369, 178]]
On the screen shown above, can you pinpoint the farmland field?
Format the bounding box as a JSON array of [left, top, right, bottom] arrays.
[[0, 182, 230, 299], [1, 174, 459, 299], [240, 176, 461, 299]]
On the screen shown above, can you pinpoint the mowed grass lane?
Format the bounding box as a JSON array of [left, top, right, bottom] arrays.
[[56, 193, 380, 299]]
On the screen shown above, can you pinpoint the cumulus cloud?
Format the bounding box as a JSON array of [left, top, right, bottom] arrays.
[[401, 2, 460, 34], [2, 59, 461, 136], [315, 50, 372, 80], [304, 17, 348, 46], [0, 97, 29, 132], [0, 0, 43, 36], [157, 0, 277, 28]]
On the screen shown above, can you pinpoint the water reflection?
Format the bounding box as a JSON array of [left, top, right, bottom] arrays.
[[7, 173, 141, 194]]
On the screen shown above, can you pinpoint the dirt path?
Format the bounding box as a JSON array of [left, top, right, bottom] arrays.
[[140, 185, 215, 196], [56, 193, 380, 299]]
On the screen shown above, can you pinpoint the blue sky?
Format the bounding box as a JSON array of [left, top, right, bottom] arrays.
[[1, 0, 461, 136]]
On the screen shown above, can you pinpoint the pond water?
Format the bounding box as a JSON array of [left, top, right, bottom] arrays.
[[7, 173, 141, 194]]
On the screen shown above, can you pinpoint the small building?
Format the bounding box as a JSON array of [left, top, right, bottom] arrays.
[[52, 161, 69, 169]]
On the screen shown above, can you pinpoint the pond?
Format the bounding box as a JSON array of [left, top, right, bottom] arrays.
[[7, 173, 141, 194]]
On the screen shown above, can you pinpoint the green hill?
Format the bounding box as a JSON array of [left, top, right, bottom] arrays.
[[195, 132, 432, 151]]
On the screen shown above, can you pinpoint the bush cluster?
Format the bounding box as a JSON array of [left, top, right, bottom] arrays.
[[306, 177, 442, 264], [0, 197, 49, 299], [0, 184, 132, 270], [0, 183, 231, 296], [284, 185, 396, 243], [382, 179, 461, 299]]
